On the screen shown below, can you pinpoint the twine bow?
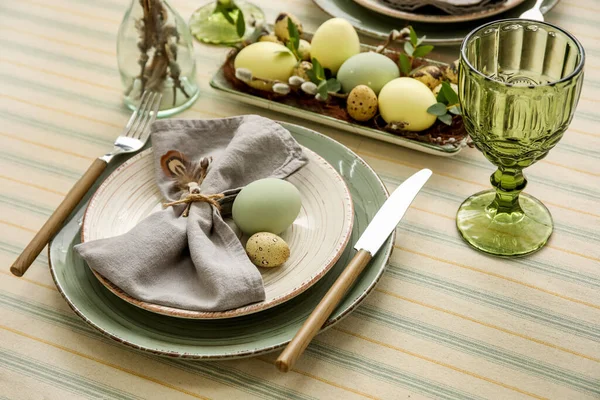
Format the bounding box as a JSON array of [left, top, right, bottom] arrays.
[[162, 183, 224, 217]]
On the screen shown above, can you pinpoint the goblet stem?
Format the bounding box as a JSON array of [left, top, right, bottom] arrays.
[[489, 167, 526, 215]]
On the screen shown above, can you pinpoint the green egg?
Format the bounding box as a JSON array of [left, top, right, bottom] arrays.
[[232, 178, 301, 235], [337, 52, 400, 94]]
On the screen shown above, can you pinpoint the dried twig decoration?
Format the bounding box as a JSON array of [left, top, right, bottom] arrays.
[[136, 0, 190, 105]]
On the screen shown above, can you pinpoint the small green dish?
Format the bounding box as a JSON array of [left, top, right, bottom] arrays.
[[48, 122, 394, 359]]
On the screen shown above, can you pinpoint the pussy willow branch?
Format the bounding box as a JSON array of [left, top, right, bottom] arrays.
[[135, 0, 190, 105]]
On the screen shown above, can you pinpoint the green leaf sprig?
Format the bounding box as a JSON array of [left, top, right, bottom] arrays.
[[398, 26, 434, 76], [305, 58, 341, 100], [214, 0, 245, 38], [285, 18, 301, 60], [427, 82, 461, 126]]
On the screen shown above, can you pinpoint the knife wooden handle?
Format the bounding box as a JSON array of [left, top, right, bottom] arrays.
[[10, 158, 107, 277], [275, 249, 372, 372]]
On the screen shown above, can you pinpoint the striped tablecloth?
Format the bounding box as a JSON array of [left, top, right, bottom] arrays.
[[1, 0, 599, 399]]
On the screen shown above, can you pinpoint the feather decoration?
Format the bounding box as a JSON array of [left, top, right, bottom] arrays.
[[160, 150, 212, 191]]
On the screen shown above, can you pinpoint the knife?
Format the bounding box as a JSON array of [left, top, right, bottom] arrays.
[[275, 168, 432, 372]]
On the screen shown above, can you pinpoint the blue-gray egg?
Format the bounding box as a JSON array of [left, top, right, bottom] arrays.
[[232, 178, 301, 235], [337, 52, 400, 94]]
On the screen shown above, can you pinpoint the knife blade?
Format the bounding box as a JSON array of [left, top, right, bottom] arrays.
[[354, 168, 432, 255], [275, 169, 432, 372]]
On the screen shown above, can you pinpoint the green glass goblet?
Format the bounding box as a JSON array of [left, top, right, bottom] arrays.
[[457, 19, 585, 257]]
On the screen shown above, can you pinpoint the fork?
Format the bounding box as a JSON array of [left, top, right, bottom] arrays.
[[10, 91, 162, 277], [520, 0, 545, 21]]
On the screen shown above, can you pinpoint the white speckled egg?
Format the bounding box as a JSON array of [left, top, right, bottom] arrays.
[[378, 77, 437, 131], [246, 232, 290, 268], [310, 18, 360, 74], [337, 52, 400, 94], [234, 42, 297, 91], [232, 178, 301, 235]]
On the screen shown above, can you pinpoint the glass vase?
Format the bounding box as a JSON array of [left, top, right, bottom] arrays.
[[117, 0, 200, 117]]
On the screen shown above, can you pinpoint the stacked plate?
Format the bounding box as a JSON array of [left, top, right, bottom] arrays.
[[49, 122, 394, 359], [313, 0, 560, 45]]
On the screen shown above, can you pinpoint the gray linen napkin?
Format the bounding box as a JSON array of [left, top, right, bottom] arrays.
[[75, 115, 308, 312]]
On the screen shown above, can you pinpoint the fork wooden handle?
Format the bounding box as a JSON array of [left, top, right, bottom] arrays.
[[275, 249, 372, 372], [10, 158, 107, 277]]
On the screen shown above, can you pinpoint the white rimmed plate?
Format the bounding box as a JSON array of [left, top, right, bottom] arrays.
[[81, 146, 354, 319]]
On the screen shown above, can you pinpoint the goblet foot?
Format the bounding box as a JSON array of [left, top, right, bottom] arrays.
[[456, 190, 553, 257]]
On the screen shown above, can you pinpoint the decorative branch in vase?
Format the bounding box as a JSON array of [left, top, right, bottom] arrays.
[[135, 0, 189, 105], [117, 0, 199, 117]]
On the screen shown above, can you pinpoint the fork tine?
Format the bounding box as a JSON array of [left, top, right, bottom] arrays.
[[126, 91, 153, 138], [122, 91, 149, 137], [135, 92, 162, 141]]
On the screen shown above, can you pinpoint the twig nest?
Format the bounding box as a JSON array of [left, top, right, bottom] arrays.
[[347, 85, 378, 122], [433, 82, 458, 97], [258, 34, 283, 44], [292, 61, 313, 81], [246, 232, 290, 268], [298, 39, 311, 61], [410, 65, 444, 90], [444, 59, 459, 84], [274, 13, 303, 42]]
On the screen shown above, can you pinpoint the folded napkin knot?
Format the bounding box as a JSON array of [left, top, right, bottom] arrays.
[[74, 115, 308, 312], [162, 183, 225, 217]]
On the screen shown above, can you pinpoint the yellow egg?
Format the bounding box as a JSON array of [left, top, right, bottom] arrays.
[[234, 42, 297, 91], [310, 18, 360, 74], [378, 78, 437, 132]]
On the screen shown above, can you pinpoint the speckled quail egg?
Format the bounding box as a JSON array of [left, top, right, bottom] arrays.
[[310, 18, 360, 74], [274, 13, 303, 42], [234, 42, 296, 91], [292, 61, 312, 81], [346, 85, 378, 122], [258, 34, 283, 44], [298, 39, 311, 61], [409, 65, 444, 90], [444, 59, 459, 84], [246, 232, 290, 268], [378, 77, 437, 131]]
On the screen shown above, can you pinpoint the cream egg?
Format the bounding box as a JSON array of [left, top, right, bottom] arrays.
[[309, 18, 360, 74], [234, 42, 297, 91], [378, 77, 437, 131]]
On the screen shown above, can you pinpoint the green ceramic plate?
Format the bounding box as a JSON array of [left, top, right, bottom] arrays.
[[48, 122, 394, 359], [312, 0, 560, 45]]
